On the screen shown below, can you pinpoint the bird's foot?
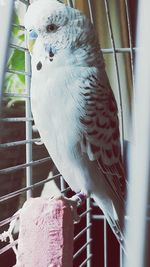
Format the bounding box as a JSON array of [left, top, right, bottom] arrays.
[[63, 196, 80, 223], [64, 192, 87, 223], [50, 192, 86, 223]]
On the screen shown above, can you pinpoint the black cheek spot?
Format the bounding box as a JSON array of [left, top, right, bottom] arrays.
[[36, 61, 42, 70]]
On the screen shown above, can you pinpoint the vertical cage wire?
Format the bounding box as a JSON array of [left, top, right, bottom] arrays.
[[87, 0, 94, 25], [0, 0, 13, 114], [120, 247, 123, 267], [86, 198, 92, 267], [60, 175, 66, 195], [124, 1, 150, 266], [103, 0, 124, 151], [124, 0, 134, 89], [67, 0, 74, 8], [86, 2, 94, 266], [25, 0, 33, 198], [103, 218, 107, 267]]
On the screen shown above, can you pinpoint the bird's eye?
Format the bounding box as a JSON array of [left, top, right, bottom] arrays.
[[46, 24, 57, 32]]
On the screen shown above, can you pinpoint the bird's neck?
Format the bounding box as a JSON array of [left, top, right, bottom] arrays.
[[32, 45, 104, 74], [72, 45, 104, 68]]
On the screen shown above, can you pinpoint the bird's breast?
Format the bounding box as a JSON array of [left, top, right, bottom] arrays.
[[31, 66, 83, 163]]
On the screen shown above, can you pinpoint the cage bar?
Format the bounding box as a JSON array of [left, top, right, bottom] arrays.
[[73, 239, 92, 259], [25, 33, 32, 198], [124, 1, 150, 266], [103, 0, 124, 150], [0, 173, 61, 203], [79, 254, 92, 267], [124, 0, 135, 88], [87, 0, 94, 25], [0, 156, 51, 174], [86, 198, 92, 267], [104, 218, 107, 267], [0, 0, 13, 111], [0, 138, 41, 148]]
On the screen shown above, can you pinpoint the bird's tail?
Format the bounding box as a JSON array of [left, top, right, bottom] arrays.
[[92, 192, 127, 254]]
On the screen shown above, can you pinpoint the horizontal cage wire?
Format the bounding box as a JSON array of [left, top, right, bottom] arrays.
[[0, 0, 135, 266]]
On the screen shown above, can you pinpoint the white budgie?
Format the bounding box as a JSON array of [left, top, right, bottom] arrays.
[[25, 0, 127, 250]]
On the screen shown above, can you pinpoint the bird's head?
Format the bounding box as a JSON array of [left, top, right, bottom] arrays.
[[24, 0, 100, 66]]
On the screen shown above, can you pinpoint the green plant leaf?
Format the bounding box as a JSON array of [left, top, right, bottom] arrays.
[[12, 11, 20, 36], [9, 50, 25, 71], [18, 74, 25, 84], [4, 8, 26, 97], [19, 34, 25, 42]]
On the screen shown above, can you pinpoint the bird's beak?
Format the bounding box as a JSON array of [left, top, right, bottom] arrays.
[[27, 30, 38, 54], [44, 44, 57, 60]]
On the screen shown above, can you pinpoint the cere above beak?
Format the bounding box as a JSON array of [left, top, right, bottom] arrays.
[[29, 30, 38, 39], [28, 30, 38, 54]]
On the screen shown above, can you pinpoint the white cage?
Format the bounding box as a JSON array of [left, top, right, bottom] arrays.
[[0, 0, 137, 266]]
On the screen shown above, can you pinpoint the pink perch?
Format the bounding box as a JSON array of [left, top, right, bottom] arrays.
[[14, 197, 74, 267]]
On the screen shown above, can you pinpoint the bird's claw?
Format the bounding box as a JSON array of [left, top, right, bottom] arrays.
[[50, 193, 86, 223], [63, 197, 80, 223]]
